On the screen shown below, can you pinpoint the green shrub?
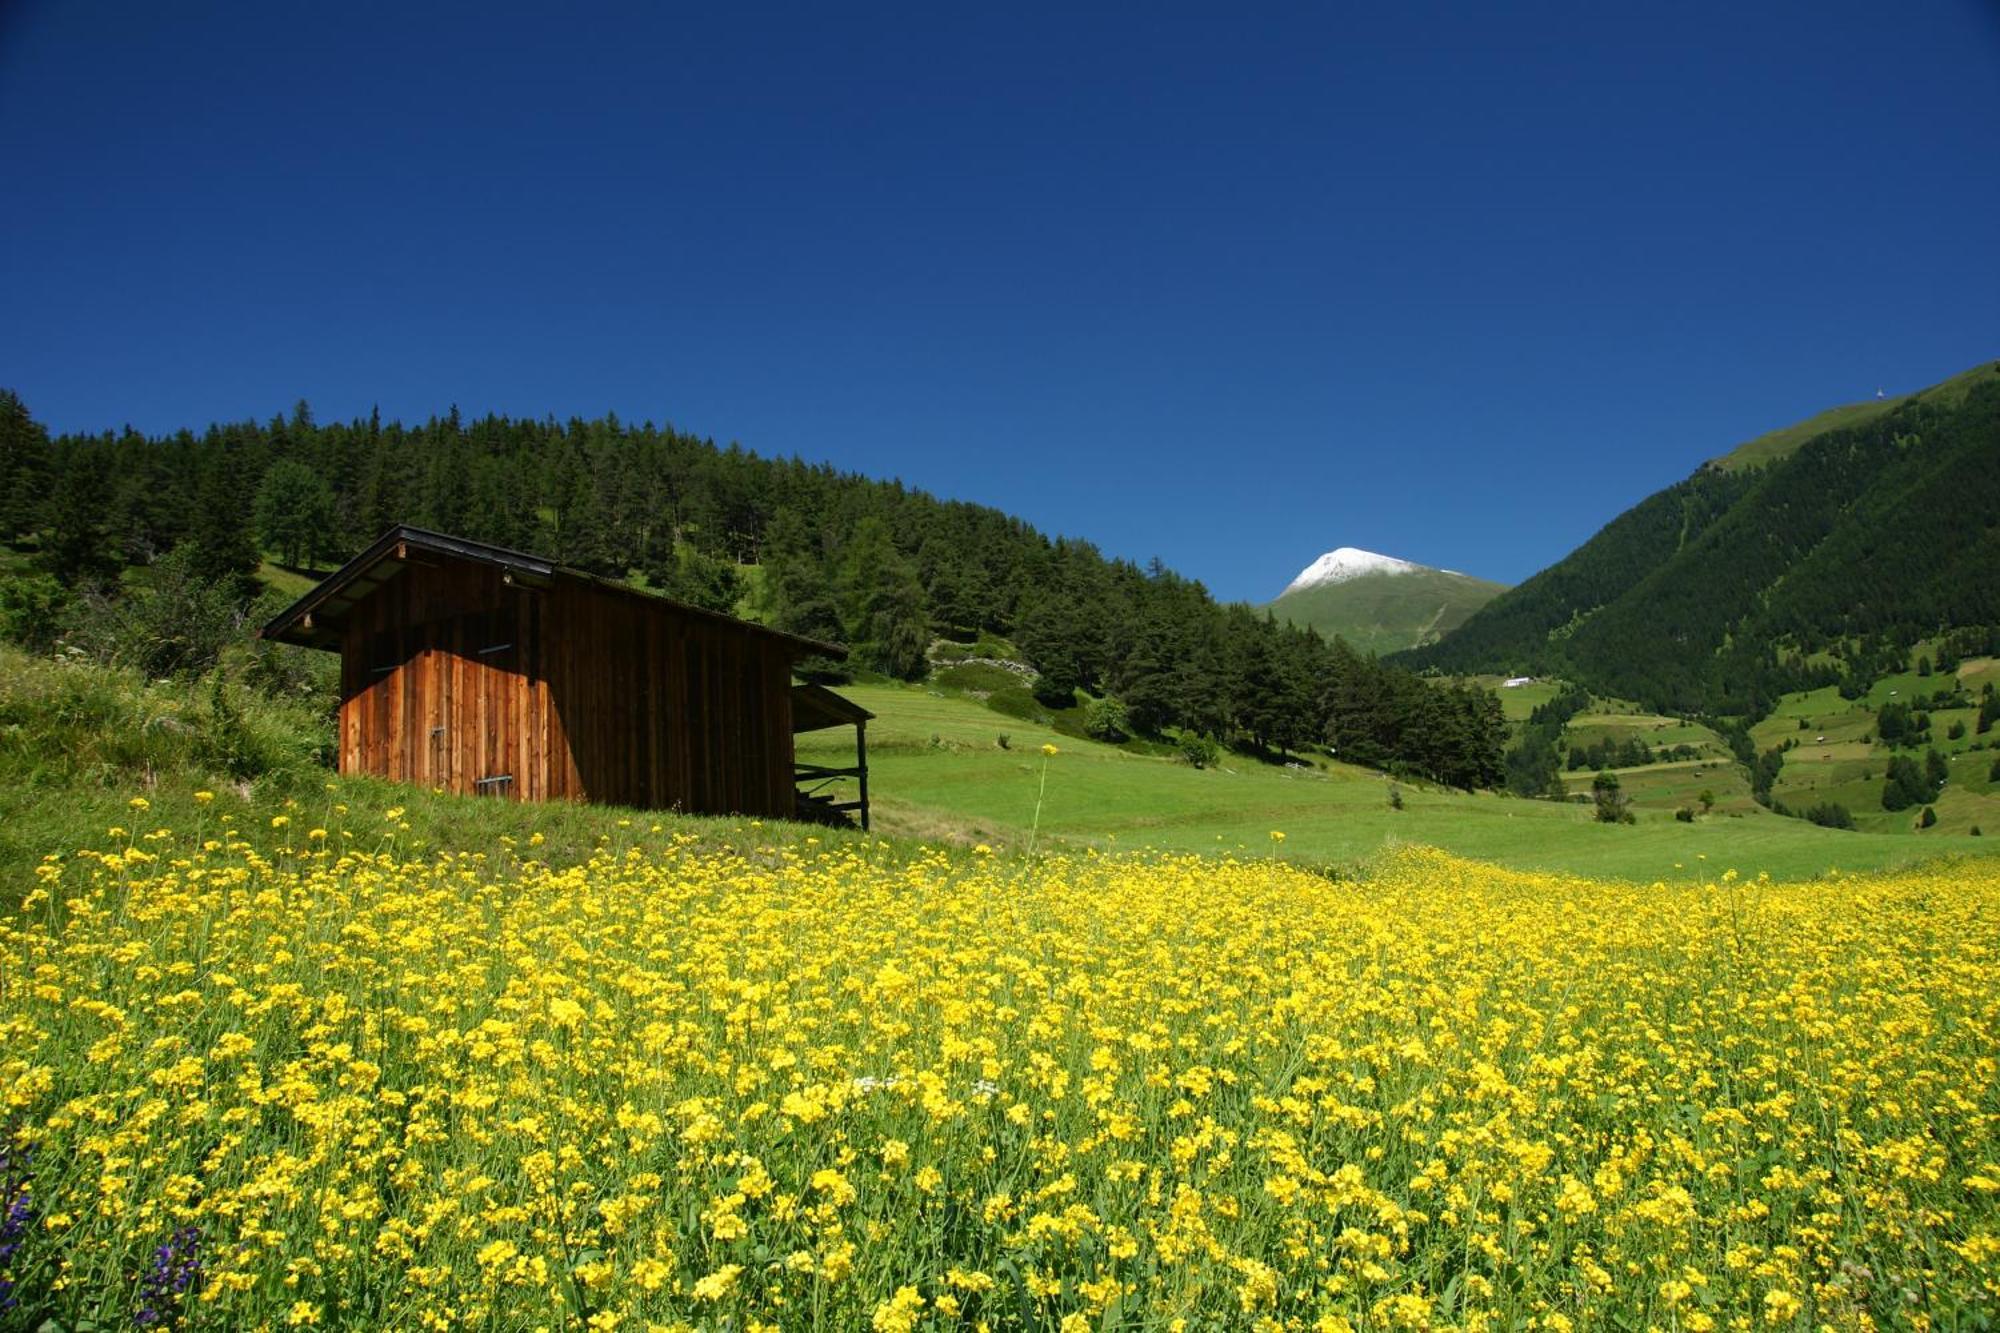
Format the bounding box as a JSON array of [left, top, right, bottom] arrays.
[[1591, 770, 1634, 824], [1176, 731, 1220, 769], [1918, 806, 1937, 829], [1674, 806, 1695, 823], [61, 546, 251, 678], [0, 573, 72, 652], [1084, 696, 1129, 742], [1804, 802, 1855, 830]]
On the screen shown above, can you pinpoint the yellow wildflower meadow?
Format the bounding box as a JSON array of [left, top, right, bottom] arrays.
[[1, 804, 1997, 1329]]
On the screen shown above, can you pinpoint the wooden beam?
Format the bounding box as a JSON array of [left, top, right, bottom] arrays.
[[856, 720, 870, 831]]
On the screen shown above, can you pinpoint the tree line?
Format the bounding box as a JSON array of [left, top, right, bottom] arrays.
[[0, 391, 1509, 789]]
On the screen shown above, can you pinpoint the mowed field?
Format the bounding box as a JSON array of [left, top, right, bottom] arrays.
[[801, 683, 1998, 882]]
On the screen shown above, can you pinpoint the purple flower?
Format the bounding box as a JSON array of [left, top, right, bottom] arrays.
[[133, 1225, 203, 1329], [0, 1135, 31, 1314]]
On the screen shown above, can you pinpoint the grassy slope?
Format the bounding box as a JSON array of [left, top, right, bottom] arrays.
[[802, 681, 1996, 882], [1269, 567, 1507, 655], [1712, 358, 1998, 470], [1748, 655, 2000, 837]]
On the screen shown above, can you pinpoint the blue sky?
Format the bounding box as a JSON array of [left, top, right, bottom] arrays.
[[3, 2, 1996, 601]]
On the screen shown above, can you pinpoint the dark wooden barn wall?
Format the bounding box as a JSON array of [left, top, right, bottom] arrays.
[[337, 562, 798, 816]]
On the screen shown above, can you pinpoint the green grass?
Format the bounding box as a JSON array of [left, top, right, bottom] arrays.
[[1463, 675, 1560, 721], [801, 681, 1997, 882]]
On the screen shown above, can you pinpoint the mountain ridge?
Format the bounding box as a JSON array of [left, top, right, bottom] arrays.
[[1400, 358, 2000, 715]]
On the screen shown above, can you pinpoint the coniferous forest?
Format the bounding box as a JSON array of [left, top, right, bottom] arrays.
[[1400, 367, 2000, 716], [0, 393, 1507, 790]]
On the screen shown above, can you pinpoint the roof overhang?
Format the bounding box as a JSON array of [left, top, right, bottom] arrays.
[[259, 524, 847, 660], [791, 682, 874, 733]]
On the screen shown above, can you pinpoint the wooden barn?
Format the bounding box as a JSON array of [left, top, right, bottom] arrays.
[[261, 525, 871, 827]]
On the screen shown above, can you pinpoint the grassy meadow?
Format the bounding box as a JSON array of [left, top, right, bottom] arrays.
[[803, 682, 1996, 884]]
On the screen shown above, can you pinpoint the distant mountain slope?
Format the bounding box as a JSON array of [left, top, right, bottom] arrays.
[[1712, 359, 1998, 471], [1270, 547, 1506, 656], [1401, 360, 2000, 715]]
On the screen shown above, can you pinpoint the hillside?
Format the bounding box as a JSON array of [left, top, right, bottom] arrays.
[[1712, 359, 2000, 471], [0, 391, 1506, 787], [1267, 547, 1506, 655], [1401, 359, 2000, 715]]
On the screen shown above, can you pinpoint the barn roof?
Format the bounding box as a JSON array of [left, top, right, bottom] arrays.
[[259, 524, 848, 660], [791, 682, 874, 733]]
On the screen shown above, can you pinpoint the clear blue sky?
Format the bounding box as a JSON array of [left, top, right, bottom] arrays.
[[4, 2, 1996, 601]]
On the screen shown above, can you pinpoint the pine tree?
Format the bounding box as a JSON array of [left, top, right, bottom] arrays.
[[0, 390, 53, 543], [254, 459, 339, 569], [41, 446, 118, 583]]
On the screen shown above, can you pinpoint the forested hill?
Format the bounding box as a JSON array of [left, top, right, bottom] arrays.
[[1399, 361, 2000, 716], [0, 394, 1507, 789]]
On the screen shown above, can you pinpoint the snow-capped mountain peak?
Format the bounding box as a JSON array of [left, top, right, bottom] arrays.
[[1281, 547, 1424, 595]]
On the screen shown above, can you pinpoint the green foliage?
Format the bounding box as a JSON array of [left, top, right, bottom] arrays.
[[1083, 695, 1130, 742], [0, 573, 72, 652], [644, 543, 745, 615], [253, 458, 339, 569], [1566, 734, 1655, 770], [0, 392, 1511, 788], [1675, 805, 1695, 823], [1176, 731, 1221, 769], [61, 546, 257, 679], [839, 517, 929, 680], [1402, 368, 2000, 719], [1804, 802, 1855, 830], [1881, 752, 1947, 812], [1591, 769, 1634, 824], [932, 662, 1022, 693], [1919, 805, 1938, 829], [0, 642, 329, 795], [1504, 682, 1590, 797]]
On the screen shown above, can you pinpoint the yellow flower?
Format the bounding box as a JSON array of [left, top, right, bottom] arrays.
[[1763, 1289, 1801, 1323], [193, 791, 214, 805], [692, 1264, 742, 1301], [1269, 830, 1285, 842], [128, 796, 150, 811], [871, 1286, 924, 1333], [1041, 743, 1060, 756]]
